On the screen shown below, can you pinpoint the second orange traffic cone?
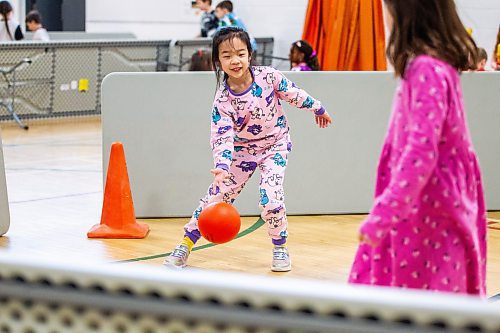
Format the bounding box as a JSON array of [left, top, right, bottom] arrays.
[[87, 142, 149, 239]]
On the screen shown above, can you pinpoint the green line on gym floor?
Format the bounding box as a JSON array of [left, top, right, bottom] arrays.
[[114, 218, 265, 263]]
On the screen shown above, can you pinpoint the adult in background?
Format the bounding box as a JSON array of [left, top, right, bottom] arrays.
[[0, 1, 23, 41]]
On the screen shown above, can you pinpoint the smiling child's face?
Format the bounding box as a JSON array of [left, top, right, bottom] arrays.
[[218, 37, 250, 80]]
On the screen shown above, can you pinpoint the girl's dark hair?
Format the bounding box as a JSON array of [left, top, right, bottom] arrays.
[[477, 48, 487, 62], [211, 27, 252, 89], [384, 0, 478, 77], [189, 48, 213, 71], [25, 10, 42, 24], [0, 1, 13, 40], [291, 40, 320, 71], [216, 0, 233, 12]]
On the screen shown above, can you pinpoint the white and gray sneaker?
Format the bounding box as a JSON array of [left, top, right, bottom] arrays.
[[271, 246, 291, 272], [163, 244, 190, 268]]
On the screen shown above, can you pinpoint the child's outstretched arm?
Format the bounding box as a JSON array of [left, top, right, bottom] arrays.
[[272, 69, 332, 128], [360, 60, 449, 246], [210, 103, 234, 188]]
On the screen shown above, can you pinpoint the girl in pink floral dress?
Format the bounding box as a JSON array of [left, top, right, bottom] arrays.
[[349, 0, 486, 296]]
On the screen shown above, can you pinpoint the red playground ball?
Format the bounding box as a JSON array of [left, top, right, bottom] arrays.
[[198, 202, 241, 244]]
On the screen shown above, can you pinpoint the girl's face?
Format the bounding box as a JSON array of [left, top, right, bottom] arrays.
[[215, 7, 227, 19], [218, 37, 250, 80], [195, 0, 210, 11], [289, 46, 304, 64], [26, 21, 37, 32]]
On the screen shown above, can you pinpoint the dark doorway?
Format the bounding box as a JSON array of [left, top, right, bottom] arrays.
[[26, 0, 85, 31], [61, 0, 85, 31]]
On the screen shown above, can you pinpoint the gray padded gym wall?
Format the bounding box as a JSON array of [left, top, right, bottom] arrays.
[[0, 128, 9, 235], [101, 72, 500, 217]]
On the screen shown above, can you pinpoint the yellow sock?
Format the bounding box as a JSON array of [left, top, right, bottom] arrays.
[[181, 236, 194, 252]]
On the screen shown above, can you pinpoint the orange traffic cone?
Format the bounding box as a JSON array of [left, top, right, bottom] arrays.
[[87, 142, 149, 239]]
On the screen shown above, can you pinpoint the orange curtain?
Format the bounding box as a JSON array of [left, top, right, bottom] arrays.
[[302, 0, 387, 71]]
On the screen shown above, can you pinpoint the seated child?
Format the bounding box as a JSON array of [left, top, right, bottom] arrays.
[[189, 49, 213, 71], [25, 11, 49, 41], [289, 40, 320, 71]]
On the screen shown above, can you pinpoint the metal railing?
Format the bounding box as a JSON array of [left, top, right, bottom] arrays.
[[168, 37, 274, 71], [0, 40, 170, 126], [0, 254, 499, 333], [0, 37, 276, 127]]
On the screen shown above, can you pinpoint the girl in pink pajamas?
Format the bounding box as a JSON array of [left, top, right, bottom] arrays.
[[350, 0, 486, 296], [164, 27, 332, 271]]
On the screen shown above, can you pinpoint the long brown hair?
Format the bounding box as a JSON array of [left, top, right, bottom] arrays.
[[384, 0, 477, 77], [0, 1, 13, 40]]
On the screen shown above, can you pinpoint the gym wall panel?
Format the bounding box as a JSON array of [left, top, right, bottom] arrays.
[[101, 71, 500, 217]]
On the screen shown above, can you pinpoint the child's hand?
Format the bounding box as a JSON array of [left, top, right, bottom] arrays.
[[315, 112, 332, 128], [358, 233, 377, 247], [210, 168, 230, 189]]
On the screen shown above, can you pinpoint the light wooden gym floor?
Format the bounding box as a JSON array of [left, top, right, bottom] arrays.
[[0, 119, 499, 296]]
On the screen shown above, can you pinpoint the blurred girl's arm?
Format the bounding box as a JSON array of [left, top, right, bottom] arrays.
[[360, 59, 449, 244]]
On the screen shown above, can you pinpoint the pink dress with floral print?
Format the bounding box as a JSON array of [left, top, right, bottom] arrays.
[[349, 55, 487, 296]]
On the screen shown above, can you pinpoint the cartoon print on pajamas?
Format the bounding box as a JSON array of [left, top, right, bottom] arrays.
[[223, 173, 237, 186], [264, 72, 275, 85], [272, 153, 286, 167], [260, 188, 269, 205], [278, 78, 288, 92], [185, 66, 325, 244], [266, 174, 283, 187], [247, 124, 263, 136], [241, 144, 259, 156], [268, 217, 284, 229], [218, 125, 232, 134], [217, 89, 229, 103], [236, 161, 258, 173], [266, 106, 278, 121], [252, 82, 263, 97], [301, 96, 314, 109], [221, 149, 233, 161], [231, 98, 247, 111], [275, 115, 286, 128], [274, 189, 284, 201], [251, 107, 265, 120], [212, 106, 221, 123]]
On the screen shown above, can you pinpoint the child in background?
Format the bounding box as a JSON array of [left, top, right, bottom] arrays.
[[476, 48, 487, 71], [289, 40, 320, 71], [215, 0, 257, 51], [189, 49, 213, 71], [0, 1, 23, 41], [164, 27, 332, 271], [25, 11, 49, 41], [349, 0, 486, 296], [196, 0, 218, 38]]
